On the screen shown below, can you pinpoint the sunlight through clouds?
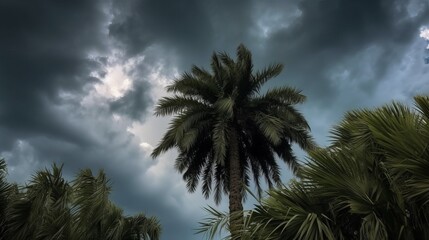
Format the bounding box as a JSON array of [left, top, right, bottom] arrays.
[[95, 64, 132, 99]]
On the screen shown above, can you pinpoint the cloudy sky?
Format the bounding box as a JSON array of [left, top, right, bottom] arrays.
[[1, 0, 428, 239]]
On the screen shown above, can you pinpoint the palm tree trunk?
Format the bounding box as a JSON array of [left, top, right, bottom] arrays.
[[229, 128, 243, 239]]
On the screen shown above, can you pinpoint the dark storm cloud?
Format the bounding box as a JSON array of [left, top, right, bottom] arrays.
[[108, 0, 257, 70], [0, 0, 108, 149], [109, 0, 428, 106], [263, 0, 429, 105], [109, 0, 213, 61]]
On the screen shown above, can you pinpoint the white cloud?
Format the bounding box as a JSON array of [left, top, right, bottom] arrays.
[[139, 142, 154, 151], [420, 27, 429, 40], [420, 27, 429, 49]]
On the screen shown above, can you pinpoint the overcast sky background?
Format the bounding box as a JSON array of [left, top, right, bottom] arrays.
[[1, 0, 429, 239]]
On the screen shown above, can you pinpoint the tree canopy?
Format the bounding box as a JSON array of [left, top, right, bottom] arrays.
[[0, 160, 161, 240]]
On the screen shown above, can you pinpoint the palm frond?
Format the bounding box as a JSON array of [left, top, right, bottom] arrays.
[[197, 206, 230, 240], [251, 64, 283, 94], [167, 72, 218, 104], [414, 95, 429, 119], [262, 87, 306, 104], [253, 113, 284, 145], [154, 95, 210, 117]]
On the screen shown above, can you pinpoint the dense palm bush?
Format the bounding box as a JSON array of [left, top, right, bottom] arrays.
[[0, 161, 161, 240], [200, 96, 429, 240]]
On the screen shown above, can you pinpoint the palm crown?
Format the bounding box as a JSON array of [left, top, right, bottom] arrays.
[[152, 44, 314, 201], [152, 44, 314, 237]]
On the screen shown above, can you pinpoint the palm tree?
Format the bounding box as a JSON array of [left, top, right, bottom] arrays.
[[152, 44, 315, 238], [2, 163, 161, 240]]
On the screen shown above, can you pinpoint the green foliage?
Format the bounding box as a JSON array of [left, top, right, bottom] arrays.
[[0, 158, 13, 239], [0, 162, 161, 240], [153, 44, 314, 238], [152, 43, 314, 202], [199, 95, 429, 240]]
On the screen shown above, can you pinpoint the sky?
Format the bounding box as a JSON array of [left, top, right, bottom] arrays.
[[1, 0, 429, 239]]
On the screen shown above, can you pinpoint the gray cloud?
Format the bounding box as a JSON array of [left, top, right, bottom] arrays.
[[262, 0, 429, 103], [108, 0, 259, 70], [110, 81, 153, 121], [108, 0, 429, 110], [109, 0, 213, 61], [0, 0, 108, 148]]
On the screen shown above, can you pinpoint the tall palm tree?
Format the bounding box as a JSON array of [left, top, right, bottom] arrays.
[[152, 44, 315, 238]]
